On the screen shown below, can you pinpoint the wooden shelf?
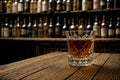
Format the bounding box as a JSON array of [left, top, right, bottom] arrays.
[[0, 37, 120, 42]]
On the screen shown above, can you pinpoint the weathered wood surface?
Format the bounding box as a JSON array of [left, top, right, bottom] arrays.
[[0, 52, 119, 80]]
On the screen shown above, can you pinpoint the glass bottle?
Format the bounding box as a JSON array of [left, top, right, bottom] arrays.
[[70, 18, 76, 31], [48, 0, 53, 13], [16, 17, 21, 37], [21, 18, 27, 37], [6, 0, 12, 13], [106, 0, 114, 9], [37, 0, 42, 13], [55, 16, 61, 38], [2, 0, 7, 13], [32, 19, 38, 38], [0, 0, 2, 13], [62, 18, 68, 38], [24, 0, 30, 13], [56, 0, 62, 11], [30, 0, 34, 13], [9, 20, 13, 37], [18, 0, 24, 13], [82, 0, 87, 11], [87, 0, 92, 10], [62, 0, 66, 11], [42, 0, 48, 12], [78, 18, 85, 35], [3, 18, 9, 37], [100, 0, 106, 9], [38, 17, 43, 38], [73, 0, 77, 11], [12, 19, 17, 37], [12, 0, 18, 13], [1, 21, 4, 37], [93, 15, 101, 38], [33, 0, 37, 13], [27, 17, 32, 37], [93, 0, 100, 10], [86, 18, 92, 30], [43, 17, 49, 38], [108, 18, 115, 38], [66, 0, 71, 12], [115, 17, 120, 38], [48, 18, 54, 38], [101, 15, 108, 38]]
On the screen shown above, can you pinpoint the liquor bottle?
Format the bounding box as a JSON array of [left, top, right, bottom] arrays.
[[0, 0, 2, 13], [93, 0, 100, 10], [48, 18, 54, 38], [3, 18, 9, 37], [33, 0, 37, 13], [12, 19, 17, 37], [108, 18, 115, 38], [30, 0, 34, 13], [12, 0, 18, 13], [43, 17, 49, 38], [62, 18, 68, 38], [73, 0, 77, 11], [24, 0, 30, 13], [115, 17, 120, 38], [62, 0, 66, 11], [21, 18, 27, 37], [16, 17, 21, 37], [32, 19, 38, 38], [56, 0, 62, 11], [1, 21, 4, 37], [93, 16, 101, 38], [2, 0, 7, 13], [106, 0, 113, 9], [37, 0, 42, 13], [18, 0, 24, 13], [27, 17, 32, 37], [42, 0, 48, 12], [55, 16, 61, 38], [101, 15, 108, 38], [78, 18, 85, 35], [82, 0, 87, 11], [87, 0, 92, 10], [100, 0, 106, 9], [86, 18, 92, 30], [6, 0, 12, 13], [66, 0, 71, 12], [48, 0, 53, 13], [9, 20, 13, 37], [38, 17, 43, 38], [70, 18, 76, 31]]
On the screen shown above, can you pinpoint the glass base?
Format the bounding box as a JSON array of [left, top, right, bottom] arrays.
[[68, 54, 93, 66]]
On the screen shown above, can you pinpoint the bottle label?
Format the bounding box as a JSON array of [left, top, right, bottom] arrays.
[[7, 4, 12, 13], [12, 28, 17, 37], [108, 29, 115, 36], [66, 2, 71, 11], [115, 28, 120, 35], [16, 29, 21, 37], [101, 28, 107, 37], [56, 3, 62, 11], [33, 2, 37, 13], [55, 27, 60, 34], [93, 25, 101, 36], [82, 0, 87, 10], [21, 29, 26, 35], [37, 2, 42, 13], [42, 2, 48, 12], [38, 28, 43, 37], [12, 3, 18, 13], [100, 1, 105, 6], [4, 28, 9, 37], [48, 28, 53, 34], [87, 0, 92, 10], [93, 0, 100, 9], [30, 3, 34, 13], [18, 3, 23, 12]]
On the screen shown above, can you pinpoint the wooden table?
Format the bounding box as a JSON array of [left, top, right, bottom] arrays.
[[0, 52, 119, 80]]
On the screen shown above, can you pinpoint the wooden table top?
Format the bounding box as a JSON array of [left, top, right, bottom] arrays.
[[0, 52, 119, 80]]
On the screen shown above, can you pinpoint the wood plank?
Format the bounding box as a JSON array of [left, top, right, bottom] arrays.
[[92, 54, 120, 80], [66, 53, 111, 80], [0, 52, 66, 79], [21, 53, 100, 80]]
